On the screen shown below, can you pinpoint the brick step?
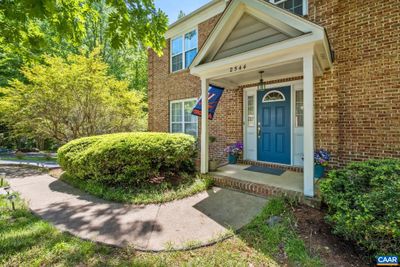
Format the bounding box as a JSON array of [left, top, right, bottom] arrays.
[[213, 174, 321, 208]]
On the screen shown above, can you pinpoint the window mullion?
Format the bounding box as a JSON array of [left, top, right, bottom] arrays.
[[182, 34, 185, 71], [182, 100, 185, 133]]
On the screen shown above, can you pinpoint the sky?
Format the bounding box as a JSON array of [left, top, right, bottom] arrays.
[[154, 0, 212, 24]]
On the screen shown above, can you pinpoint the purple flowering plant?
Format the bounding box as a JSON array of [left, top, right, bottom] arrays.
[[314, 149, 331, 167], [224, 141, 243, 156]]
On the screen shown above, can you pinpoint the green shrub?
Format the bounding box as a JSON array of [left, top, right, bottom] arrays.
[[57, 132, 197, 186], [320, 159, 400, 254]]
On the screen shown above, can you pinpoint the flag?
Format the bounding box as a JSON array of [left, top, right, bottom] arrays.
[[192, 85, 224, 120]]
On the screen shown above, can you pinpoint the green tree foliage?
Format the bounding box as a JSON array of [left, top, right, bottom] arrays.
[[83, 1, 149, 92], [0, 51, 147, 144], [177, 10, 186, 20], [0, 0, 168, 54], [0, 0, 155, 91]]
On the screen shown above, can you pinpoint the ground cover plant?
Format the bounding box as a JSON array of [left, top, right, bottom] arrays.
[[320, 159, 400, 255]]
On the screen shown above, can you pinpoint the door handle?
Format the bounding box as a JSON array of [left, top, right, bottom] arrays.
[[257, 123, 261, 138]]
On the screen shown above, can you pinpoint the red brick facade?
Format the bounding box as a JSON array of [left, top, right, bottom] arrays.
[[148, 1, 400, 166]]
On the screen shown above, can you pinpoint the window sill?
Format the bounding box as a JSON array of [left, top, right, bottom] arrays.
[[170, 69, 190, 75]]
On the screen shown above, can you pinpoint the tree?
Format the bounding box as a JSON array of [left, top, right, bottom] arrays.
[[177, 10, 186, 20], [0, 51, 147, 145], [0, 0, 168, 55], [0, 0, 152, 91]]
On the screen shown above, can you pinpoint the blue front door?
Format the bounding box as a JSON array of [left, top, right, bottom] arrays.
[[257, 87, 291, 164]]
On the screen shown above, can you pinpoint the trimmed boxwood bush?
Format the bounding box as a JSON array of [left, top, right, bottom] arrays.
[[58, 132, 197, 186], [320, 159, 400, 254]]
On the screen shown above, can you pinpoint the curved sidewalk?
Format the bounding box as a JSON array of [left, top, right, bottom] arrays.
[[4, 167, 267, 251]]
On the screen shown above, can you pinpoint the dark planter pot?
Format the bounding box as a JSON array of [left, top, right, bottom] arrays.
[[314, 164, 326, 179], [228, 154, 238, 164]]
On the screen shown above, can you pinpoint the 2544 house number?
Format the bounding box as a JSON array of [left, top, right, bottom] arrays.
[[230, 64, 247, 72]]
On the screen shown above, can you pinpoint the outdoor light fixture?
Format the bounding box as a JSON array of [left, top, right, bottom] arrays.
[[257, 71, 266, 90]]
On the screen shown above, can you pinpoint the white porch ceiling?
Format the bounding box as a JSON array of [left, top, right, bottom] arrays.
[[212, 59, 303, 87]]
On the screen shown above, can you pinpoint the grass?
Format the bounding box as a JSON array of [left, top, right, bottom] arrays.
[[0, 156, 57, 163], [0, 188, 322, 267], [60, 172, 214, 205]]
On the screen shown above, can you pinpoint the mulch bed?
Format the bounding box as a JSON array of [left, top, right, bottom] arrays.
[[292, 204, 374, 267]]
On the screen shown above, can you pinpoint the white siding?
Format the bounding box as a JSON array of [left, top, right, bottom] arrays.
[[213, 13, 301, 61]]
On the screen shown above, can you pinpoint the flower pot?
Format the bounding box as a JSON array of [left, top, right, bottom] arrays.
[[209, 159, 219, 171], [314, 164, 325, 179], [228, 154, 238, 164]]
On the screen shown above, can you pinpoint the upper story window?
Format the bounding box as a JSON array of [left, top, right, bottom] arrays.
[[171, 29, 198, 72], [269, 0, 307, 16]]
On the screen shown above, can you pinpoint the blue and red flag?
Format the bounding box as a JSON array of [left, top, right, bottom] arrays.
[[192, 85, 224, 120]]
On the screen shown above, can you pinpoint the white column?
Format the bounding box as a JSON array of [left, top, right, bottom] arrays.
[[303, 53, 315, 197], [200, 77, 209, 174]]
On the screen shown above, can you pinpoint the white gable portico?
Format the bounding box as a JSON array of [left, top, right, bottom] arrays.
[[189, 0, 332, 197]]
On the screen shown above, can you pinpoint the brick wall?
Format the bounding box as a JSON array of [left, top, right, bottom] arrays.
[[309, 0, 400, 165], [148, 1, 400, 166]]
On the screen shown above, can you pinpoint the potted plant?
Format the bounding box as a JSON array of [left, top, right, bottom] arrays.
[[209, 136, 219, 171], [224, 141, 243, 164], [314, 149, 331, 179]]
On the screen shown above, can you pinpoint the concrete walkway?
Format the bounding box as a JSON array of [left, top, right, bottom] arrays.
[[3, 166, 267, 251]]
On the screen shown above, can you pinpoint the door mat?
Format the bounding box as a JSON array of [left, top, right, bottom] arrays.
[[244, 165, 285, 176]]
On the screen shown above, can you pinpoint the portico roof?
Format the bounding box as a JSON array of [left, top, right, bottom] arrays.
[[190, 0, 333, 79]]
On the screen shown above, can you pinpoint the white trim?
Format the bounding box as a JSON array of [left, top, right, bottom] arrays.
[[189, 0, 331, 71], [262, 90, 286, 103], [200, 78, 209, 173], [242, 80, 304, 166], [169, 98, 199, 137], [291, 81, 304, 167], [191, 40, 327, 79], [303, 53, 314, 197], [170, 27, 198, 73], [243, 87, 257, 161], [166, 0, 227, 39]]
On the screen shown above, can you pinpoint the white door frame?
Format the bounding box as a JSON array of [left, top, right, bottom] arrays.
[[243, 80, 304, 166]]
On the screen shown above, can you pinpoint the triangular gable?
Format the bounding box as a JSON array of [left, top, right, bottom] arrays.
[[213, 13, 302, 61], [190, 0, 328, 67]]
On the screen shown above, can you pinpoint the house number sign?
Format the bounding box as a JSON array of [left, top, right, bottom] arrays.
[[230, 64, 247, 72]]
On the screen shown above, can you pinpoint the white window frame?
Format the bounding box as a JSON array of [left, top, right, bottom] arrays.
[[269, 0, 308, 16], [262, 90, 286, 103], [170, 27, 198, 73], [169, 98, 199, 136]]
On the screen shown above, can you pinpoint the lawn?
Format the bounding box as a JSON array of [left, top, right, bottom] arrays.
[[0, 155, 57, 163], [0, 188, 321, 266], [59, 171, 214, 205]]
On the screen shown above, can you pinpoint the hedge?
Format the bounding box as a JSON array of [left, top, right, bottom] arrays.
[[320, 159, 400, 254], [57, 132, 197, 186]]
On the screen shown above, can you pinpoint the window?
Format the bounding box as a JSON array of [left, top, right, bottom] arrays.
[[170, 99, 198, 136], [171, 29, 198, 72], [247, 95, 255, 127], [269, 0, 307, 16], [262, 90, 285, 102], [295, 90, 304, 127]]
